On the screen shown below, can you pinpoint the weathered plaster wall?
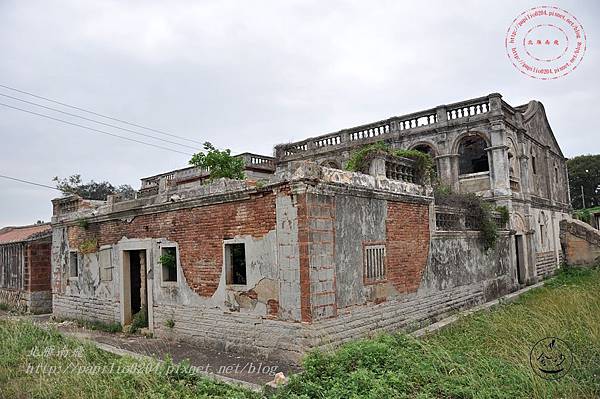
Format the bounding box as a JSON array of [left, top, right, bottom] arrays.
[[334, 195, 386, 308], [560, 218, 600, 266], [52, 189, 285, 327], [422, 233, 514, 298]]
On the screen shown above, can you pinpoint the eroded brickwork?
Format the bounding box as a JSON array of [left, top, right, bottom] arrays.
[[386, 201, 430, 293], [27, 241, 52, 292], [66, 192, 277, 297]]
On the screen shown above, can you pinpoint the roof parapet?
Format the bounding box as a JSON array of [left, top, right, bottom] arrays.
[[275, 93, 503, 162]]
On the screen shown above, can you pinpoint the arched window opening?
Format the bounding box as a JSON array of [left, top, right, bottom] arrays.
[[458, 136, 489, 175], [413, 144, 437, 176], [321, 160, 341, 169], [413, 144, 434, 157]]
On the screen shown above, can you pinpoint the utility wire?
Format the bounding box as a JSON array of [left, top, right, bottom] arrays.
[[0, 102, 194, 156], [0, 174, 62, 191], [0, 93, 200, 151], [0, 83, 205, 146]]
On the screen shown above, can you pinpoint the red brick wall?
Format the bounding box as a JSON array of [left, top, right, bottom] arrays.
[[297, 192, 311, 322], [26, 240, 52, 292], [67, 192, 277, 297], [386, 202, 430, 293]]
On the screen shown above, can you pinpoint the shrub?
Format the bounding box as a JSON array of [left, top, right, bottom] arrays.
[[159, 251, 177, 275], [59, 317, 122, 333], [164, 319, 175, 329], [130, 308, 148, 333], [78, 239, 98, 254], [345, 141, 389, 172], [76, 218, 89, 230], [345, 141, 434, 181], [497, 205, 510, 226], [574, 208, 592, 224], [189, 142, 245, 181], [434, 187, 501, 250]]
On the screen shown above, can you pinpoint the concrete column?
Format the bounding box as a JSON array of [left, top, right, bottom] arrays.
[[544, 147, 555, 204], [368, 155, 387, 178], [435, 105, 448, 124], [436, 154, 459, 191], [488, 120, 511, 198]]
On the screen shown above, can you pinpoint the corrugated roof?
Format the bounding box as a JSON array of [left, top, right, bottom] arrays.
[[0, 224, 51, 245]]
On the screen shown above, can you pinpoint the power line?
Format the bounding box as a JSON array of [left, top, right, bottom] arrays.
[[0, 83, 205, 146], [0, 92, 200, 151], [0, 174, 62, 191], [0, 102, 194, 156]]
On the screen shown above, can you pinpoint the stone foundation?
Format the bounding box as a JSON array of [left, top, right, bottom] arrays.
[[53, 294, 120, 323], [0, 289, 52, 313]]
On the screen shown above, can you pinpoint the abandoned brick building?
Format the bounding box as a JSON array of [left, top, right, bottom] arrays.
[[50, 93, 571, 360], [0, 223, 52, 313]]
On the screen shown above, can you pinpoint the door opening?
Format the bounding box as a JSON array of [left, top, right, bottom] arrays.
[[515, 235, 525, 285], [123, 249, 148, 327]]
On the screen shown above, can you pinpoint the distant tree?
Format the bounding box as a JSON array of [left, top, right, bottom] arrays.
[[53, 174, 136, 201], [567, 155, 600, 209], [189, 142, 245, 181]]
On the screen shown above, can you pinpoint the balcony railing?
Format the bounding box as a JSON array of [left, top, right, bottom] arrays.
[[276, 94, 500, 160], [136, 153, 275, 198], [435, 206, 508, 231]]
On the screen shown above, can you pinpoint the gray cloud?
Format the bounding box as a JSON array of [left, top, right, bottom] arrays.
[[1, 0, 598, 226]]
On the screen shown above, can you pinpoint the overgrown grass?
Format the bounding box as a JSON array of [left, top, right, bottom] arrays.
[[274, 266, 600, 399], [1, 267, 598, 398], [0, 319, 258, 399], [56, 317, 123, 333]]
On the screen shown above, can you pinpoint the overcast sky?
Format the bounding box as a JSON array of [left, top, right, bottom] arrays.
[[0, 0, 598, 227]]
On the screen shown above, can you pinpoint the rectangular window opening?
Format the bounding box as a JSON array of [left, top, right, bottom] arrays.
[[99, 247, 113, 282], [69, 251, 79, 278], [225, 243, 247, 285], [364, 244, 386, 283], [160, 247, 178, 282]]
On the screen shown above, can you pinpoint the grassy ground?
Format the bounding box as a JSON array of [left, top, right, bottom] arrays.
[[274, 266, 600, 399], [1, 266, 599, 398], [0, 319, 259, 399]]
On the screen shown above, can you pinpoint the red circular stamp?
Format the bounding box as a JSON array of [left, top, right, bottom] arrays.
[[505, 6, 586, 80]]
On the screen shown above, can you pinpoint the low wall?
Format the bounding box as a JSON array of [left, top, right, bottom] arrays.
[[52, 294, 120, 323], [0, 289, 26, 312], [0, 289, 52, 314], [310, 277, 510, 351], [152, 304, 310, 362], [560, 219, 600, 266]]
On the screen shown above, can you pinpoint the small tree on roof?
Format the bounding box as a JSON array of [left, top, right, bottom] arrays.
[[189, 142, 245, 181]]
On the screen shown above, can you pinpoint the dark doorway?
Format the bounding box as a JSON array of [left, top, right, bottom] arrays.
[[225, 243, 247, 285], [515, 235, 525, 285], [130, 250, 143, 315], [124, 249, 148, 328]]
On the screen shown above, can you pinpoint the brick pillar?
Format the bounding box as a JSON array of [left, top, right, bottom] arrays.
[[297, 189, 337, 322]]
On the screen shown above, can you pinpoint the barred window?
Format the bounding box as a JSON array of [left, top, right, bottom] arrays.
[[364, 244, 386, 283]]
